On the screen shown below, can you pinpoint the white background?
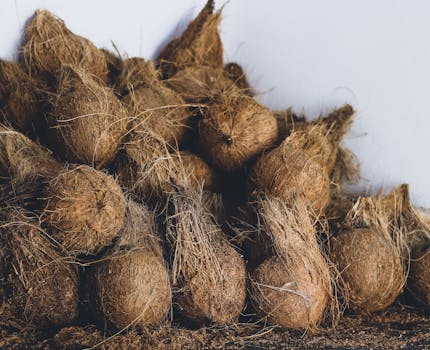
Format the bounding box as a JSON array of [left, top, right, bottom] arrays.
[[1, 0, 429, 208]]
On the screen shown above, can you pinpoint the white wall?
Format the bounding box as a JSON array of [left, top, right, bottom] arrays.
[[1, 0, 429, 207]]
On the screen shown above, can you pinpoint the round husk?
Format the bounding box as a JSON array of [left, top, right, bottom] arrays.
[[199, 94, 278, 171], [0, 60, 41, 133], [42, 165, 126, 255], [51, 65, 127, 168], [157, 0, 222, 79], [165, 65, 236, 103], [250, 256, 329, 330], [331, 227, 404, 314], [87, 249, 171, 330], [2, 209, 79, 328], [122, 82, 190, 147], [249, 105, 354, 216], [167, 190, 246, 325], [22, 9, 108, 84], [118, 146, 215, 201], [408, 248, 430, 307]]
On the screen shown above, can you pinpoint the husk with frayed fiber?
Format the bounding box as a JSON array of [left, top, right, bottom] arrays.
[[0, 60, 41, 133], [157, 0, 223, 79], [42, 165, 126, 255], [273, 108, 306, 141], [0, 207, 79, 329], [22, 9, 108, 85], [249, 104, 354, 217], [166, 65, 238, 103], [0, 124, 62, 191], [117, 136, 215, 202], [166, 189, 246, 325], [248, 196, 334, 330], [121, 63, 191, 147], [50, 65, 128, 168], [330, 190, 408, 314], [408, 247, 430, 307], [116, 57, 159, 96], [101, 48, 124, 89], [224, 62, 254, 96], [86, 199, 171, 330], [199, 93, 278, 172]]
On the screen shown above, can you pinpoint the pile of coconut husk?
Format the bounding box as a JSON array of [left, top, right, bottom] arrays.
[[1, 1, 429, 348]]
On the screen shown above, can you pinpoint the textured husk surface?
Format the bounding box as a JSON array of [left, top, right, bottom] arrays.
[[42, 165, 126, 255], [157, 0, 223, 79], [22, 9, 108, 85], [50, 65, 127, 168], [0, 207, 79, 329], [249, 104, 354, 217], [199, 93, 278, 172], [166, 189, 246, 325], [248, 197, 334, 330]]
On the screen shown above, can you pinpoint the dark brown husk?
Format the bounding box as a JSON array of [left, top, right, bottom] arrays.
[[0, 124, 62, 191], [50, 65, 128, 168], [116, 57, 159, 96], [86, 199, 171, 330], [165, 66, 238, 103], [249, 104, 354, 217], [42, 165, 126, 255], [408, 248, 430, 307], [1, 207, 79, 329], [121, 65, 191, 147], [224, 62, 254, 96], [157, 0, 223, 79], [22, 9, 108, 86], [273, 108, 307, 141], [101, 48, 124, 89], [330, 190, 408, 314], [0, 60, 41, 133], [167, 189, 246, 325], [199, 93, 278, 172], [248, 197, 334, 330]]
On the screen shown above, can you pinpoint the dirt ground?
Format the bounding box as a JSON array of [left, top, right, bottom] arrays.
[[1, 304, 429, 349]]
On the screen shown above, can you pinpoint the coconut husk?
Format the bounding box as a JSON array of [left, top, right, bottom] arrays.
[[330, 191, 408, 314], [86, 199, 171, 330], [165, 65, 238, 104], [101, 47, 124, 89], [50, 65, 127, 168], [0, 60, 41, 133], [248, 197, 334, 330], [249, 104, 354, 217], [121, 68, 190, 147], [22, 9, 108, 86], [224, 62, 254, 96], [408, 248, 430, 307], [1, 207, 79, 329], [116, 57, 160, 96], [0, 124, 62, 192], [273, 108, 307, 141], [117, 135, 215, 202], [166, 189, 246, 325], [199, 93, 278, 172], [42, 165, 126, 255], [157, 0, 223, 79]]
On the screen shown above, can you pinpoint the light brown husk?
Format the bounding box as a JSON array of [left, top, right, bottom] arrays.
[[167, 189, 246, 325], [22, 9, 108, 85], [248, 197, 334, 330], [42, 165, 126, 255], [249, 104, 354, 217], [86, 199, 171, 330], [51, 65, 127, 168], [157, 0, 223, 79], [199, 93, 278, 171], [331, 191, 408, 314], [1, 207, 79, 328]]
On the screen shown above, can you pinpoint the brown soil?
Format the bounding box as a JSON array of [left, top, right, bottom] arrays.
[[1, 304, 429, 349]]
